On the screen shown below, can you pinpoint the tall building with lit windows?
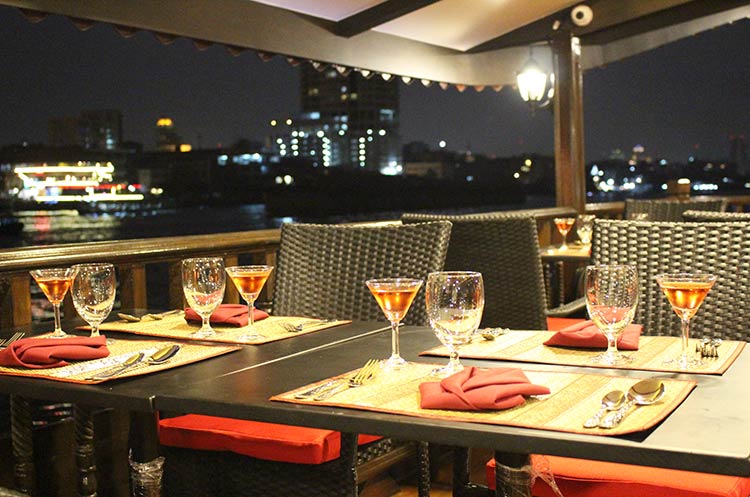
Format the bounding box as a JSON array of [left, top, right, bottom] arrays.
[[269, 65, 401, 173], [48, 109, 123, 151]]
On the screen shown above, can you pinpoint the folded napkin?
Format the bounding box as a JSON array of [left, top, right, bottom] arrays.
[[420, 367, 550, 411], [184, 304, 269, 327], [0, 335, 109, 369], [544, 320, 642, 350]]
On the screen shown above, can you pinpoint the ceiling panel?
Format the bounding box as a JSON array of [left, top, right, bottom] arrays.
[[250, 0, 387, 22]]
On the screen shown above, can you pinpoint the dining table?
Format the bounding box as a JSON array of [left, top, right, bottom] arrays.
[[2, 321, 750, 496]]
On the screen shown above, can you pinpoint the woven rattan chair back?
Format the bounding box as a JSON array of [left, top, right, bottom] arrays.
[[624, 198, 726, 222], [683, 210, 750, 222], [401, 212, 547, 330], [273, 221, 451, 326], [592, 219, 750, 341]]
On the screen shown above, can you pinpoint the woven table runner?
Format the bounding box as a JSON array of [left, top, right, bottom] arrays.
[[420, 331, 744, 375], [272, 362, 695, 436], [94, 313, 351, 345], [0, 337, 239, 384]]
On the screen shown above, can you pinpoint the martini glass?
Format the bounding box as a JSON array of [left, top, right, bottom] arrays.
[[225, 265, 273, 340], [585, 264, 639, 365], [366, 278, 423, 371], [30, 267, 78, 338], [182, 257, 226, 338], [425, 271, 484, 377], [656, 273, 717, 370], [71, 263, 116, 338], [554, 217, 576, 250]]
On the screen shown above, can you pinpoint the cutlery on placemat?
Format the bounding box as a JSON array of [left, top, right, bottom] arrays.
[[117, 310, 182, 322], [599, 379, 665, 429], [87, 352, 145, 380], [313, 359, 380, 401], [86, 344, 181, 380], [583, 390, 626, 428], [0, 332, 25, 348], [294, 359, 380, 399]]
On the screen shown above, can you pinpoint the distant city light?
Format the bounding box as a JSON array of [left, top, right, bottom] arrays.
[[270, 119, 277, 126], [661, 184, 668, 190], [677, 178, 690, 184], [524, 159, 532, 166], [466, 176, 474, 182], [316, 130, 325, 138], [283, 175, 293, 185], [378, 129, 386, 136], [513, 172, 520, 179], [285, 118, 292, 125], [438, 140, 446, 149], [660, 159, 668, 165]]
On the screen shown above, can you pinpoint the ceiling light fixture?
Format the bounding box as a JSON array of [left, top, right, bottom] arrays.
[[516, 46, 554, 113]]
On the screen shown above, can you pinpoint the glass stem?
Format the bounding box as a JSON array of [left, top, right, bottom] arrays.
[[390, 321, 401, 359], [680, 317, 691, 358], [605, 332, 618, 355], [448, 349, 460, 368], [201, 315, 211, 332], [247, 300, 255, 329], [90, 324, 100, 337], [52, 302, 63, 336]]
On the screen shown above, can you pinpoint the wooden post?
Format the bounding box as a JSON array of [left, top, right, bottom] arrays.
[[553, 29, 586, 213]]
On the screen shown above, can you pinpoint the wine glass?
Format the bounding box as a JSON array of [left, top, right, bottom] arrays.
[[425, 271, 484, 377], [182, 257, 226, 338], [71, 263, 116, 338], [554, 217, 576, 250], [656, 273, 717, 370], [585, 264, 639, 365], [577, 214, 595, 245], [225, 265, 273, 340], [365, 278, 423, 371], [30, 267, 79, 338]]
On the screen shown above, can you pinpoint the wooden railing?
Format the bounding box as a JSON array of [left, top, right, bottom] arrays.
[[2, 196, 748, 331]]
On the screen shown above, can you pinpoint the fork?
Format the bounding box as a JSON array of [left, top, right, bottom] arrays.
[[296, 359, 381, 399], [0, 332, 25, 348], [313, 359, 380, 401], [282, 319, 335, 333]]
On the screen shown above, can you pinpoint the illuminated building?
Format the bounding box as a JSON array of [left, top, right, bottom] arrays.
[[156, 117, 182, 152], [48, 109, 123, 150]]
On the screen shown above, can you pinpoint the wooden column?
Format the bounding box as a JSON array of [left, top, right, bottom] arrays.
[[553, 30, 586, 212]]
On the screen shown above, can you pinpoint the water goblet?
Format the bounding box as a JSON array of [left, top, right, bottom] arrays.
[[425, 271, 484, 377], [656, 273, 717, 370], [366, 278, 423, 371], [71, 263, 116, 338], [30, 267, 79, 338], [225, 265, 273, 340], [182, 257, 226, 338], [585, 264, 639, 365], [577, 214, 595, 245], [554, 217, 576, 250]]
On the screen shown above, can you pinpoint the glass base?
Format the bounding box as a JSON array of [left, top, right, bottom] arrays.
[[49, 330, 69, 339], [430, 361, 463, 378], [381, 354, 408, 372], [190, 327, 216, 338], [590, 351, 634, 366], [237, 332, 266, 341]]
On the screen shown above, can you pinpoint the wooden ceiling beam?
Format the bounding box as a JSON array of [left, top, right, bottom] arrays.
[[333, 0, 440, 38]]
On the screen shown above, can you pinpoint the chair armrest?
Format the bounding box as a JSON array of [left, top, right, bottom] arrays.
[[546, 297, 586, 317]]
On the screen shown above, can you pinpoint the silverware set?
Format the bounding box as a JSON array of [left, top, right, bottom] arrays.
[[696, 338, 722, 358], [584, 379, 666, 429], [280, 319, 335, 333], [117, 310, 183, 322], [86, 344, 181, 380], [0, 332, 25, 348], [294, 359, 380, 401]]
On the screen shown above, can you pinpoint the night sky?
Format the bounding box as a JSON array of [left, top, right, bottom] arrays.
[[1, 5, 748, 163]]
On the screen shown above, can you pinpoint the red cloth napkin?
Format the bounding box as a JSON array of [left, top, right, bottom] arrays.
[[543, 320, 642, 350], [0, 335, 109, 369], [184, 304, 269, 327], [419, 367, 550, 411]]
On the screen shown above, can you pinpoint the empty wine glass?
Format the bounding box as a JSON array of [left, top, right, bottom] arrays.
[[182, 257, 226, 338], [585, 264, 639, 365], [656, 273, 717, 370], [30, 267, 78, 338], [554, 217, 576, 250], [577, 214, 595, 245], [426, 271, 484, 377], [71, 263, 116, 338], [366, 278, 423, 371], [225, 265, 273, 340]]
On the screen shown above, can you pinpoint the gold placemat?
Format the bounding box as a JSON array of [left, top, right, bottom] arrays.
[[94, 313, 351, 345], [272, 362, 696, 436], [0, 337, 239, 384], [420, 331, 744, 375]]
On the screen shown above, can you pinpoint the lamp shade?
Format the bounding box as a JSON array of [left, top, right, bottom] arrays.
[[516, 57, 549, 102]]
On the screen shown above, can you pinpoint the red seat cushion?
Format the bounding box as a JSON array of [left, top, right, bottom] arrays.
[[546, 317, 587, 331], [486, 455, 750, 497], [159, 414, 381, 465]]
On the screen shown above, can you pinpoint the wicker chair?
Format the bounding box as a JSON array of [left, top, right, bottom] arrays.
[[401, 212, 579, 330], [492, 219, 750, 497], [624, 198, 726, 221], [683, 209, 750, 222], [160, 220, 452, 497]]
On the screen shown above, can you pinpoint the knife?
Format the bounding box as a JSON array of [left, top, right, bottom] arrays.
[[86, 352, 145, 380]]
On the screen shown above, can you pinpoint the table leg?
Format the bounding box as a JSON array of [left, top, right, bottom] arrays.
[[10, 395, 35, 495], [128, 412, 163, 497], [73, 404, 98, 497], [492, 451, 531, 497]]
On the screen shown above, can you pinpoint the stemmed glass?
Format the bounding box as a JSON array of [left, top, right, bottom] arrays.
[[554, 217, 576, 250], [366, 278, 423, 371], [577, 214, 595, 246], [656, 273, 717, 370], [585, 264, 639, 365], [225, 265, 274, 340], [30, 267, 79, 338], [182, 258, 226, 338], [71, 263, 116, 338], [425, 271, 485, 377]]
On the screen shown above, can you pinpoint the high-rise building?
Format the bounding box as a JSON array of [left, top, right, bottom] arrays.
[[156, 117, 182, 152], [270, 66, 401, 174], [730, 134, 748, 176], [48, 109, 123, 150]]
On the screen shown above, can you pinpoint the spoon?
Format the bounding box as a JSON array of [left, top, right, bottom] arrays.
[[117, 310, 182, 322], [480, 328, 508, 341], [583, 390, 626, 428], [599, 379, 666, 429]]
